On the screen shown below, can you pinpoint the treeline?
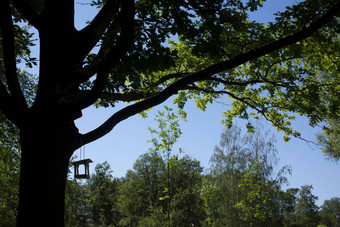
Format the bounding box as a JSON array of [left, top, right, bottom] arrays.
[[62, 126, 340, 227], [1, 118, 339, 226]]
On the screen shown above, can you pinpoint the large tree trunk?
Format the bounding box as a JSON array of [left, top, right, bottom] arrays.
[[16, 116, 78, 227]]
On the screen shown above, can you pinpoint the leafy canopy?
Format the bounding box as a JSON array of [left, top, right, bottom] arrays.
[[1, 0, 339, 145], [87, 0, 339, 141]]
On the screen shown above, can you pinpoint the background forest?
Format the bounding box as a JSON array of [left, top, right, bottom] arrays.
[[1, 113, 339, 226]]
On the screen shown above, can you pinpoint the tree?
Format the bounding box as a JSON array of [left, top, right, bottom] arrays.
[[86, 161, 121, 226], [319, 197, 340, 227], [317, 120, 340, 161], [206, 124, 291, 226], [0, 0, 339, 225], [0, 113, 20, 226], [281, 187, 300, 227], [64, 179, 89, 227], [147, 106, 185, 226], [118, 153, 166, 226], [166, 155, 205, 226], [294, 185, 321, 227], [206, 125, 251, 227], [118, 152, 204, 227], [64, 162, 122, 227]]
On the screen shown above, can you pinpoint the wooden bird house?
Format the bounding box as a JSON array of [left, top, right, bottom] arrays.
[[72, 159, 93, 179]]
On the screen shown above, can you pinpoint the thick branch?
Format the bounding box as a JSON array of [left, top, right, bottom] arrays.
[[75, 0, 135, 109], [80, 1, 340, 146], [12, 0, 41, 28], [0, 0, 28, 111], [81, 75, 181, 145], [0, 81, 24, 127], [76, 0, 120, 62]]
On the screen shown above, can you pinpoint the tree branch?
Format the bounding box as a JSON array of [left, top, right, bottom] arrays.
[[0, 81, 25, 127], [75, 0, 120, 62], [210, 77, 262, 87], [0, 0, 28, 111], [100, 91, 157, 103], [150, 73, 190, 88], [81, 76, 181, 145], [80, 0, 340, 146], [12, 0, 41, 28], [183, 0, 340, 84], [75, 0, 135, 109]]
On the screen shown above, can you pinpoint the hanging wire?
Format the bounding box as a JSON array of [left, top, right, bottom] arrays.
[[79, 135, 85, 160], [79, 145, 86, 160]]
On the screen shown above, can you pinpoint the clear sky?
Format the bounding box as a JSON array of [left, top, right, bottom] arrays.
[[26, 0, 340, 206]]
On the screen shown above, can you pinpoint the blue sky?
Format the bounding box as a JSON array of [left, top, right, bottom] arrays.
[[24, 0, 339, 206]]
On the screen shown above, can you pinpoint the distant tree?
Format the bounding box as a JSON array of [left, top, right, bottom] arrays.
[[319, 197, 340, 227], [147, 106, 186, 226], [206, 125, 249, 227], [281, 188, 300, 227], [207, 124, 291, 226], [117, 152, 204, 226], [317, 120, 340, 162], [64, 161, 122, 227], [294, 185, 321, 227], [86, 161, 121, 226], [0, 114, 20, 226], [118, 153, 166, 226], [167, 155, 205, 226], [64, 179, 89, 227]]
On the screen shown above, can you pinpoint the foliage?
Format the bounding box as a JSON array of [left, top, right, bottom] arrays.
[[319, 197, 340, 227], [147, 106, 186, 155], [294, 185, 321, 227], [117, 153, 166, 226], [318, 120, 340, 162], [2, 0, 337, 141], [64, 179, 89, 227], [117, 152, 204, 227], [0, 114, 20, 226], [147, 106, 186, 226], [206, 124, 291, 226], [86, 161, 121, 226], [64, 162, 122, 227], [235, 161, 283, 226]]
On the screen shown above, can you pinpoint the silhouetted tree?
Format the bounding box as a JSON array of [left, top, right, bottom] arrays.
[[1, 0, 339, 225]]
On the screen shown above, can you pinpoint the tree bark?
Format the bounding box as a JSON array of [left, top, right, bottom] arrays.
[[16, 116, 78, 227]]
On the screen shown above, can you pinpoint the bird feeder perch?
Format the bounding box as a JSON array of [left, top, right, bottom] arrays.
[[71, 159, 93, 179]]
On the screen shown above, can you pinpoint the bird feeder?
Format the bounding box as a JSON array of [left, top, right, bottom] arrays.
[[71, 159, 93, 179]]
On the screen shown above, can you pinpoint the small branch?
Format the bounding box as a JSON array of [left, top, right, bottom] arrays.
[[209, 77, 262, 87], [150, 73, 190, 88], [12, 0, 41, 28], [0, 0, 28, 111], [100, 91, 157, 102]]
